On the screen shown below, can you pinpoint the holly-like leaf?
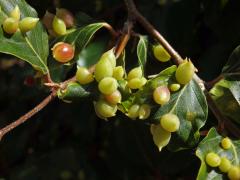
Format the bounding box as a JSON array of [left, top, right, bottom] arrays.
[[57, 82, 90, 102], [75, 11, 96, 27], [60, 22, 107, 52], [210, 79, 240, 124], [0, 0, 49, 74], [153, 80, 208, 151], [196, 128, 240, 180], [77, 38, 108, 67], [137, 36, 148, 74], [222, 45, 240, 73]]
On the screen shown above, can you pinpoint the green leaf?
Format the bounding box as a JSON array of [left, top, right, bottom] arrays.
[[137, 36, 148, 74], [57, 82, 90, 102], [0, 0, 49, 74], [210, 79, 240, 124], [75, 11, 96, 27], [150, 123, 171, 151], [196, 128, 240, 180], [77, 37, 108, 67], [153, 80, 208, 151], [222, 45, 240, 73], [61, 22, 106, 52]]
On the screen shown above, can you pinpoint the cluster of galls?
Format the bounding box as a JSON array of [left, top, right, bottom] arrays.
[[52, 42, 196, 151], [2, 5, 39, 34], [150, 44, 196, 150], [42, 8, 75, 36], [205, 137, 240, 180]]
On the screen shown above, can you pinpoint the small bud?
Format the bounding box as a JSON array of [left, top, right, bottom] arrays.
[[153, 44, 171, 62], [127, 77, 146, 89], [94, 100, 117, 118], [52, 16, 66, 36], [104, 90, 122, 104], [175, 59, 195, 85], [160, 113, 180, 132], [221, 137, 232, 150], [94, 53, 114, 82], [127, 104, 140, 119], [169, 83, 181, 92], [56, 8, 75, 28], [3, 17, 19, 34], [100, 49, 116, 69], [42, 11, 54, 30], [139, 104, 151, 120], [19, 17, 39, 33], [113, 66, 124, 80], [9, 5, 20, 20], [228, 166, 240, 180], [98, 77, 118, 95], [127, 66, 142, 80], [76, 66, 94, 84], [153, 86, 170, 105], [219, 157, 231, 173], [205, 152, 221, 167]]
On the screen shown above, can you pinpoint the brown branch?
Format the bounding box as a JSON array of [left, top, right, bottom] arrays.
[[102, 22, 119, 38], [124, 0, 204, 88], [0, 91, 57, 141], [125, 0, 183, 65], [115, 21, 133, 58], [205, 74, 224, 90]]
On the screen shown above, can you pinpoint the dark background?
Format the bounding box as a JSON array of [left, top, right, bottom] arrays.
[[0, 0, 240, 179]]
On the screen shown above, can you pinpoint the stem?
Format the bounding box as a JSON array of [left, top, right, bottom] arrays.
[[115, 21, 133, 58], [124, 0, 204, 88], [0, 91, 57, 141], [102, 22, 119, 38], [125, 0, 183, 65], [205, 74, 224, 90]]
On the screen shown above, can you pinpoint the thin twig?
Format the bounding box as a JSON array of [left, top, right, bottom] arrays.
[[124, 0, 205, 88], [205, 74, 224, 90], [0, 91, 57, 141], [115, 21, 133, 58], [125, 0, 182, 64], [102, 22, 119, 38], [115, 0, 135, 59]]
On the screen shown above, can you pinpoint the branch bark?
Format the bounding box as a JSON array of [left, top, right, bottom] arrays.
[[0, 91, 57, 141], [125, 0, 183, 65]]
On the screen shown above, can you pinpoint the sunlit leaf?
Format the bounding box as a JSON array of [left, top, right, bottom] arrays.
[[137, 35, 148, 74], [196, 128, 240, 180], [153, 80, 208, 151], [0, 0, 49, 74], [210, 79, 240, 124]]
